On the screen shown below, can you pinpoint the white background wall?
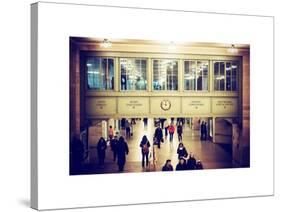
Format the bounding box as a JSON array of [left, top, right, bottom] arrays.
[[0, 0, 280, 211]]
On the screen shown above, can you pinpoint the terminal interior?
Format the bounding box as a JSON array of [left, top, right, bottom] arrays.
[[72, 117, 238, 174], [69, 37, 250, 175]]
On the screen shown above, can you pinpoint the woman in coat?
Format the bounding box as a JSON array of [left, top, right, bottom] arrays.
[[177, 143, 188, 159], [139, 135, 151, 167], [97, 137, 107, 165]]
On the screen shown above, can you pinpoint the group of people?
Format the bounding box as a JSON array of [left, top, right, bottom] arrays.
[[161, 142, 203, 171], [96, 120, 203, 173], [154, 121, 183, 149], [97, 132, 129, 172], [138, 125, 203, 171], [121, 118, 136, 140], [162, 157, 203, 171]]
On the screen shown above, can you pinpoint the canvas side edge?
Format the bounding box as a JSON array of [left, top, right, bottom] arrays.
[[31, 2, 39, 210]]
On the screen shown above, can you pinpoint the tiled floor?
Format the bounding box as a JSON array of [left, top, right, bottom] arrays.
[[77, 118, 234, 175]]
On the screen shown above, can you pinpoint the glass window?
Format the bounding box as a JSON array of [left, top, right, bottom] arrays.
[[120, 58, 147, 91], [184, 61, 196, 90], [231, 62, 238, 91], [184, 60, 208, 91], [153, 59, 178, 90], [214, 61, 238, 91], [86, 57, 114, 90]]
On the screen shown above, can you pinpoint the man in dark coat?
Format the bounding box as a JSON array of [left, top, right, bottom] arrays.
[[202, 122, 207, 141], [97, 137, 107, 165], [176, 158, 187, 171], [116, 136, 129, 171], [70, 135, 84, 174], [154, 125, 163, 149], [186, 153, 197, 170], [177, 124, 183, 142], [162, 159, 174, 171]]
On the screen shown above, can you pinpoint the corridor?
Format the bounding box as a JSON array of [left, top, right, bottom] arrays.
[[78, 118, 233, 175]]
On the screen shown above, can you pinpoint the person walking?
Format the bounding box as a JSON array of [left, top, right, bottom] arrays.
[[164, 119, 169, 139], [162, 159, 174, 171], [177, 143, 188, 159], [176, 157, 187, 171], [203, 121, 207, 141], [116, 136, 129, 171], [97, 137, 107, 166], [143, 118, 148, 130], [139, 135, 151, 167], [125, 120, 131, 139], [154, 125, 163, 149], [177, 123, 183, 142], [168, 123, 175, 142], [108, 125, 114, 141], [110, 135, 118, 161]]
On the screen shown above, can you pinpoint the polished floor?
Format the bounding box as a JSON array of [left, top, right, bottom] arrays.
[[77, 118, 234, 175]]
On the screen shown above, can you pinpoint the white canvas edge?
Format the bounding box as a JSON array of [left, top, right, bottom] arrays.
[[31, 2, 274, 210]]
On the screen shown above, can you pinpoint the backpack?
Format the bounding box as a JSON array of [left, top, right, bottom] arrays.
[[142, 142, 149, 154]]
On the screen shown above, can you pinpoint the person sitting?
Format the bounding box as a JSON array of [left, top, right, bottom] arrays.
[[186, 153, 197, 170], [196, 160, 203, 170], [176, 157, 187, 171], [177, 143, 188, 159], [162, 159, 174, 171]]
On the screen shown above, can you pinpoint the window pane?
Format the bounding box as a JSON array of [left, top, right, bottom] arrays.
[[219, 62, 225, 90], [108, 59, 114, 89], [197, 61, 208, 91], [86, 57, 100, 90], [231, 62, 238, 91], [184, 61, 196, 90], [214, 62, 220, 90], [153, 59, 178, 90], [214, 61, 238, 91], [86, 57, 114, 90], [167, 60, 178, 90], [120, 58, 147, 91], [153, 60, 166, 90], [226, 62, 231, 91], [202, 61, 208, 90]]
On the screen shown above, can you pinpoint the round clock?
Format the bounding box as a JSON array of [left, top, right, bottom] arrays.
[[160, 99, 171, 111]]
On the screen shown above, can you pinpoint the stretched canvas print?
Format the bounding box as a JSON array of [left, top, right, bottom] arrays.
[[31, 2, 274, 210], [69, 37, 250, 175]]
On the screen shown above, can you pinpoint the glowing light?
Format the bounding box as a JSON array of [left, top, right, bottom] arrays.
[[227, 44, 238, 53], [100, 39, 112, 48]]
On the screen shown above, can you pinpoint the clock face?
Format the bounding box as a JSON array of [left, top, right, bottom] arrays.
[[160, 100, 171, 111]]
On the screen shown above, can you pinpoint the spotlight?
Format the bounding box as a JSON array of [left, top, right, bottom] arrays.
[[100, 39, 112, 48], [227, 44, 238, 53]]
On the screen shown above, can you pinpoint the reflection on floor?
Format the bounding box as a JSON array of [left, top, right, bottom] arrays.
[[80, 119, 233, 175]]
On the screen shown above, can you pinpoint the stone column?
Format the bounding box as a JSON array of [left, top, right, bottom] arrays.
[[238, 53, 250, 167]]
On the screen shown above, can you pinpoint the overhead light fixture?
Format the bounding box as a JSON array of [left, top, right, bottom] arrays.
[[227, 44, 238, 54], [100, 39, 112, 48]]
